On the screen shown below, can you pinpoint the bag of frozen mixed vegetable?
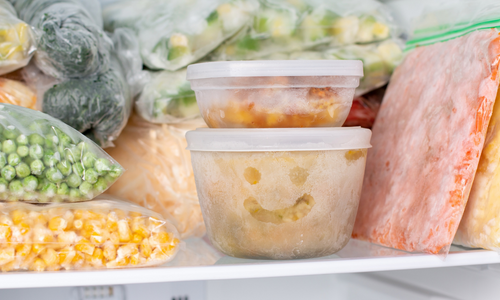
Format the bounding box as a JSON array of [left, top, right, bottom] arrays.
[[10, 0, 113, 79], [0, 77, 36, 109], [103, 0, 259, 71], [106, 113, 206, 239], [0, 0, 36, 76], [0, 195, 181, 272], [0, 103, 124, 203], [24, 28, 146, 148]]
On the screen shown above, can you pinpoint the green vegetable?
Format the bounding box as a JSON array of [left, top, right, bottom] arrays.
[[16, 134, 29, 145], [17, 146, 29, 158], [66, 173, 82, 188], [83, 168, 98, 184], [3, 140, 16, 154], [57, 182, 69, 195], [22, 176, 38, 191], [57, 160, 72, 176], [1, 165, 15, 181], [30, 159, 44, 176], [15, 162, 30, 178], [29, 133, 45, 146], [94, 158, 111, 173], [8, 153, 20, 166], [46, 167, 63, 183], [29, 144, 44, 160], [9, 180, 23, 194]]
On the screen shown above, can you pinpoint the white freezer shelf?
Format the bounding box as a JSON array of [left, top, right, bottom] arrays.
[[1, 238, 499, 289]]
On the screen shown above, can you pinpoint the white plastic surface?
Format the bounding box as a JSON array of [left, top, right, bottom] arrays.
[[186, 127, 372, 151]]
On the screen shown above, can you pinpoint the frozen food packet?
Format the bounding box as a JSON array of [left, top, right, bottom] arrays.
[[0, 195, 181, 272], [0, 0, 36, 76], [352, 29, 500, 255], [135, 68, 200, 124], [454, 91, 500, 251], [211, 0, 397, 61], [105, 113, 206, 239], [102, 0, 259, 71], [10, 0, 113, 79], [0, 77, 36, 109], [343, 86, 385, 129], [0, 103, 125, 203], [24, 28, 147, 148]]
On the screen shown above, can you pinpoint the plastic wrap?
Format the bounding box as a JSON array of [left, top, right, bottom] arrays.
[[0, 196, 181, 272], [11, 0, 112, 79], [0, 78, 36, 109], [103, 0, 259, 71], [210, 0, 397, 61], [343, 86, 385, 128], [352, 30, 500, 255], [135, 69, 200, 124], [0, 0, 36, 76], [25, 28, 144, 148], [0, 103, 124, 203], [105, 114, 206, 239]]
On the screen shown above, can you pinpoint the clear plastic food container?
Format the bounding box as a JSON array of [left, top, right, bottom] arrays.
[[186, 127, 372, 259], [186, 60, 363, 128]]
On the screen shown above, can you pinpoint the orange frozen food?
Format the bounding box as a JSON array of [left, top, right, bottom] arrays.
[[352, 29, 500, 254], [0, 77, 36, 109]]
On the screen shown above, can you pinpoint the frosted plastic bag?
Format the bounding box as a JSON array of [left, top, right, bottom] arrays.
[[106, 113, 206, 239], [25, 28, 145, 148], [0, 77, 36, 109], [11, 0, 113, 78], [103, 0, 259, 71], [0, 196, 181, 272], [0, 103, 124, 203], [135, 69, 200, 124], [210, 0, 397, 61], [0, 0, 36, 75], [352, 29, 500, 255]]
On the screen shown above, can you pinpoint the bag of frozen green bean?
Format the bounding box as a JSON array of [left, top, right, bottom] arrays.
[[0, 103, 124, 203]]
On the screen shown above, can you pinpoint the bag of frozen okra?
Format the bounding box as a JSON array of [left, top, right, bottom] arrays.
[[0, 103, 124, 203]]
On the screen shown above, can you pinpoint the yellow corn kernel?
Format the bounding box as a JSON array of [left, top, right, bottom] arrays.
[[172, 238, 180, 246], [57, 231, 77, 246], [33, 225, 54, 243], [150, 247, 169, 262], [0, 224, 11, 240], [103, 242, 116, 261], [117, 244, 138, 258], [32, 243, 45, 255], [48, 216, 67, 231], [12, 210, 27, 225], [131, 217, 150, 237], [131, 233, 143, 244], [109, 232, 120, 245], [118, 220, 131, 242], [73, 209, 85, 220], [106, 256, 129, 268], [15, 243, 31, 257], [73, 219, 83, 230], [30, 258, 46, 272], [140, 238, 152, 258], [18, 221, 30, 235], [58, 247, 76, 266], [0, 215, 12, 226], [0, 247, 15, 266], [71, 251, 85, 265], [130, 253, 140, 266], [1, 260, 16, 272], [150, 232, 171, 247], [41, 248, 58, 267], [75, 238, 95, 255], [89, 248, 104, 267], [33, 214, 47, 226], [20, 252, 37, 269], [129, 212, 142, 218]]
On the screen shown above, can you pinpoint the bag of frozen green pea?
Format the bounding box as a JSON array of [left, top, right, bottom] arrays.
[[0, 103, 124, 203]]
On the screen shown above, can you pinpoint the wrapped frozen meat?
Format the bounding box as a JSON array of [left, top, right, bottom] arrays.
[[352, 29, 500, 255], [103, 0, 259, 71], [0, 0, 36, 76], [105, 113, 206, 239], [11, 0, 113, 78], [0, 103, 124, 203], [0, 196, 181, 272], [0, 77, 36, 109], [343, 86, 385, 128]]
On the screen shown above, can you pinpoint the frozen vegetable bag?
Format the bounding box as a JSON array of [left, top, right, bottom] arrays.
[[352, 29, 500, 255], [0, 0, 36, 75], [0, 77, 36, 109], [106, 113, 206, 239], [0, 196, 181, 272], [0, 103, 124, 203]]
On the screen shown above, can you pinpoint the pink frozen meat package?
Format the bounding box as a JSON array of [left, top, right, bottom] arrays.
[[352, 29, 500, 254]]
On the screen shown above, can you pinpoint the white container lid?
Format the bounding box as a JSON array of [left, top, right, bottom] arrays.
[[186, 128, 372, 152], [186, 60, 364, 80]]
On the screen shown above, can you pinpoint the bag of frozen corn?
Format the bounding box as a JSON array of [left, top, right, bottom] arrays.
[[0, 77, 36, 109], [0, 0, 36, 76], [0, 196, 181, 272], [103, 0, 259, 71], [0, 103, 124, 203]]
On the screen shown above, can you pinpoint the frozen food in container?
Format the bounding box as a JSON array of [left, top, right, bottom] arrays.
[[186, 127, 372, 259], [187, 60, 363, 128]]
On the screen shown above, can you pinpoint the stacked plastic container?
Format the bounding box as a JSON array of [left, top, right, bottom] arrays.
[[185, 60, 372, 259]]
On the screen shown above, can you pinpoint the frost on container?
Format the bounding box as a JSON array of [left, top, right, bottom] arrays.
[[0, 196, 180, 272], [0, 103, 124, 203]]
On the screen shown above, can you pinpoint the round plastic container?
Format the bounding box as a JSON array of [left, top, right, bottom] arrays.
[[186, 127, 372, 259], [186, 60, 363, 128]]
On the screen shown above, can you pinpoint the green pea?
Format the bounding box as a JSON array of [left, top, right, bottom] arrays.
[[57, 182, 69, 195], [84, 168, 98, 184], [2, 140, 16, 154], [29, 144, 44, 160], [0, 153, 6, 169], [109, 165, 123, 178], [82, 152, 96, 168], [66, 173, 82, 188], [104, 174, 115, 184], [0, 178, 7, 192], [43, 150, 60, 167], [64, 148, 77, 163], [15, 162, 30, 178], [72, 163, 84, 177], [45, 134, 59, 149], [94, 177, 108, 193], [69, 188, 81, 199], [4, 126, 19, 140], [37, 177, 48, 190], [8, 153, 20, 166], [17, 145, 29, 158], [77, 141, 88, 153], [30, 159, 44, 176], [28, 120, 50, 135], [9, 180, 23, 194], [79, 181, 93, 196], [22, 175, 38, 191], [28, 133, 45, 146], [46, 167, 63, 183], [57, 160, 72, 176], [94, 158, 111, 174], [1, 165, 15, 181], [41, 182, 57, 196], [16, 134, 28, 145], [58, 133, 72, 147]]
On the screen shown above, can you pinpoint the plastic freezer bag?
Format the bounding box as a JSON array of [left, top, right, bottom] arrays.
[[352, 29, 500, 255], [11, 0, 112, 79], [0, 0, 36, 76], [0, 103, 124, 203], [210, 0, 396, 61], [0, 196, 181, 272], [105, 114, 206, 239], [103, 0, 258, 71], [0, 78, 36, 109], [135, 69, 200, 124]]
